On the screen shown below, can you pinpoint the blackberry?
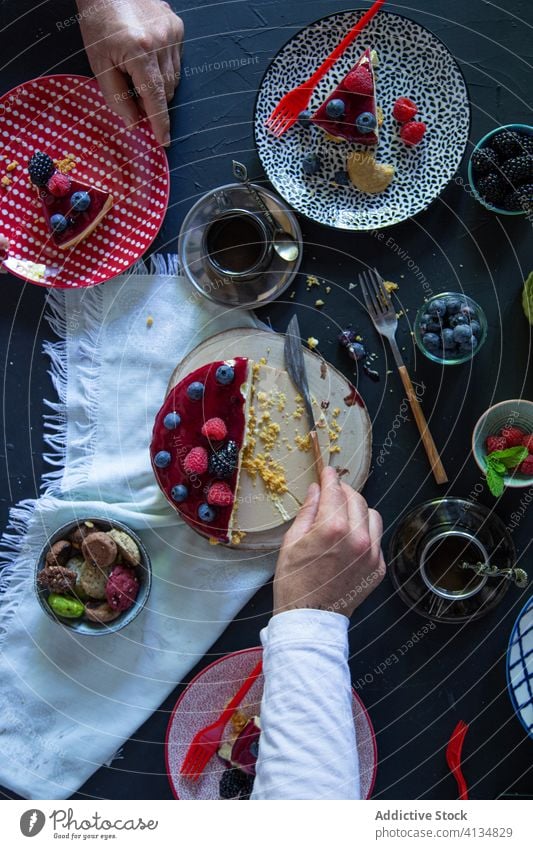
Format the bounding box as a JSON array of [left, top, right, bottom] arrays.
[[28, 151, 55, 186], [471, 147, 499, 174], [477, 172, 506, 204], [209, 440, 238, 478], [489, 130, 523, 159], [219, 768, 254, 799], [516, 134, 533, 156], [503, 183, 533, 213], [500, 155, 533, 186]]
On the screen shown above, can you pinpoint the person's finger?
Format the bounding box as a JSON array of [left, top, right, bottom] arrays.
[[171, 45, 182, 89], [96, 63, 140, 129], [316, 466, 347, 531], [158, 50, 176, 102], [129, 58, 170, 146], [342, 484, 370, 550], [368, 509, 386, 576], [283, 483, 320, 543]]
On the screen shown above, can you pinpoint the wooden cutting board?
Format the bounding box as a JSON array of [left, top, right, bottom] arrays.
[[166, 328, 372, 550]]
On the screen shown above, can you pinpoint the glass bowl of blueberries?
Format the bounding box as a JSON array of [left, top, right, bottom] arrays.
[[467, 124, 533, 215], [414, 293, 487, 365]]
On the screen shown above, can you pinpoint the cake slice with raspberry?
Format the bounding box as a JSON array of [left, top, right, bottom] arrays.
[[28, 151, 113, 250], [311, 48, 379, 145]]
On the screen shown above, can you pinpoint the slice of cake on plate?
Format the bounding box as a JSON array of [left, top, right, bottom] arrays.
[[28, 150, 113, 249], [311, 48, 379, 145]]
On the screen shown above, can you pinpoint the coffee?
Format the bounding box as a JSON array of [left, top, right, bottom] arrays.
[[206, 212, 267, 275], [423, 533, 485, 594]]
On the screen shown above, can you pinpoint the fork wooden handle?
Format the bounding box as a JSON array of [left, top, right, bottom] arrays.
[[310, 430, 325, 478], [397, 366, 448, 485]]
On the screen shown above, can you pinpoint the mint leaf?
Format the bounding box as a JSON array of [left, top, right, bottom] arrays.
[[492, 460, 507, 474], [488, 446, 528, 469], [486, 464, 505, 497]]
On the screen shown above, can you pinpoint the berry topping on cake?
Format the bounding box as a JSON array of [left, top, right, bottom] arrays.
[[70, 190, 91, 212], [215, 364, 235, 385], [50, 213, 69, 234], [28, 151, 55, 186], [163, 412, 181, 429], [187, 381, 205, 400], [355, 111, 377, 134], [219, 768, 254, 800], [209, 440, 239, 478], [201, 417, 228, 441], [297, 109, 312, 128], [184, 446, 208, 475], [400, 121, 427, 146], [154, 450, 171, 468], [46, 170, 72, 197], [392, 97, 418, 123], [171, 484, 188, 502], [471, 147, 499, 174], [207, 481, 234, 507], [311, 48, 379, 145], [198, 503, 216, 523]]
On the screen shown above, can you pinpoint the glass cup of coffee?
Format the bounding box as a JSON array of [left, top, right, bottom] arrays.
[[419, 529, 489, 600], [204, 209, 273, 280]]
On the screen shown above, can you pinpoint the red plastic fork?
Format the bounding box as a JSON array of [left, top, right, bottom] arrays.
[[180, 658, 263, 780], [265, 0, 386, 138]]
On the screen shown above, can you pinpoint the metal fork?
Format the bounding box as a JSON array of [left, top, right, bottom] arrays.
[[359, 268, 448, 485]]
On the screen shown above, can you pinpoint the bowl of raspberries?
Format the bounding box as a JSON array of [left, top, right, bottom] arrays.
[[35, 517, 152, 635], [468, 124, 533, 214], [414, 292, 487, 365], [472, 400, 533, 492]]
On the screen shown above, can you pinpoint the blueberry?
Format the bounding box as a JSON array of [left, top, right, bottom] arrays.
[[427, 298, 446, 317], [215, 364, 234, 385], [453, 324, 473, 344], [154, 450, 171, 468], [50, 213, 68, 233], [355, 111, 377, 133], [444, 296, 461, 315], [352, 342, 366, 360], [249, 740, 259, 759], [197, 503, 216, 523], [302, 154, 321, 175], [470, 320, 481, 337], [187, 381, 204, 400], [298, 109, 312, 128], [163, 412, 181, 429], [449, 314, 468, 328], [441, 328, 456, 349], [426, 321, 443, 333], [422, 332, 441, 351], [326, 98, 345, 119], [333, 169, 350, 186], [70, 190, 91, 212], [171, 484, 188, 502], [458, 336, 478, 355], [460, 304, 476, 319]]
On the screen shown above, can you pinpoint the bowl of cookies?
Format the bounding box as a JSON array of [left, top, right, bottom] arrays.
[[35, 518, 152, 635]]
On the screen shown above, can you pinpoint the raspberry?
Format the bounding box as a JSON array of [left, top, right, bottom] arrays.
[[518, 455, 533, 476], [500, 426, 525, 447], [486, 436, 507, 454], [46, 170, 72, 197], [400, 121, 427, 146], [343, 66, 373, 96], [201, 417, 227, 441], [392, 97, 418, 123], [521, 434, 533, 452], [207, 481, 234, 507], [183, 446, 208, 475]]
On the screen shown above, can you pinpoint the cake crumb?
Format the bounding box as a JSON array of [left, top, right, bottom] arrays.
[[231, 530, 246, 546], [208, 537, 219, 546], [6, 160, 18, 172], [146, 315, 154, 328], [1, 175, 11, 187], [307, 336, 319, 350], [289, 291, 295, 299], [306, 274, 320, 289], [315, 299, 325, 308], [383, 280, 398, 294], [325, 286, 331, 294]]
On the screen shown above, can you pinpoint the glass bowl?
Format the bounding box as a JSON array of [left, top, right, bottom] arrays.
[[414, 292, 487, 365], [467, 123, 533, 215]]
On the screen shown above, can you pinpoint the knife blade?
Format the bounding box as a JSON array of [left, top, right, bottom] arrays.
[[284, 315, 325, 477]]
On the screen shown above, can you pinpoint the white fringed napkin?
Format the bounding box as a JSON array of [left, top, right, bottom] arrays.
[[0, 258, 276, 799]]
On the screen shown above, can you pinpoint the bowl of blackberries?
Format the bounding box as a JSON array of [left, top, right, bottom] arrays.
[[414, 293, 487, 365], [468, 124, 533, 214]]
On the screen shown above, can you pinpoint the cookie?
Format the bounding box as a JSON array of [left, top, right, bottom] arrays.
[[69, 521, 102, 548], [37, 564, 77, 594], [45, 539, 72, 568], [65, 555, 88, 599], [84, 602, 121, 624], [79, 560, 109, 600], [81, 532, 117, 569], [108, 529, 141, 568]]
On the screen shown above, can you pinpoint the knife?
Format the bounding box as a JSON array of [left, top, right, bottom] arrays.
[[284, 315, 325, 478]]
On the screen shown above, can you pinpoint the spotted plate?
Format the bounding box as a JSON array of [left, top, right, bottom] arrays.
[[255, 10, 470, 230]]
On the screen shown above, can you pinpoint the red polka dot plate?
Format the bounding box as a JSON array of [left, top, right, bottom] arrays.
[[0, 74, 169, 288], [165, 646, 378, 799]]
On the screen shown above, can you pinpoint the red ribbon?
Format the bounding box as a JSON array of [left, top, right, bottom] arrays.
[[446, 720, 469, 800]]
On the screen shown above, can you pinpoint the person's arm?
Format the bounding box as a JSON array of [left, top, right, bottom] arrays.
[[76, 0, 184, 146], [251, 467, 385, 800]]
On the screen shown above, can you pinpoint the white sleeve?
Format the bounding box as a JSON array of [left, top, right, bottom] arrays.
[[251, 608, 360, 800]]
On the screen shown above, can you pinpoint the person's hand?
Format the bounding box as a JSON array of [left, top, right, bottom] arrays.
[[76, 0, 184, 146], [273, 466, 386, 617]]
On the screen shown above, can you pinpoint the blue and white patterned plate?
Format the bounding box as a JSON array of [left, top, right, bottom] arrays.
[[254, 10, 471, 230], [507, 596, 533, 738]]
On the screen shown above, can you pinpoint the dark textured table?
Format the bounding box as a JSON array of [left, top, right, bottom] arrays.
[[1, 0, 532, 800]]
